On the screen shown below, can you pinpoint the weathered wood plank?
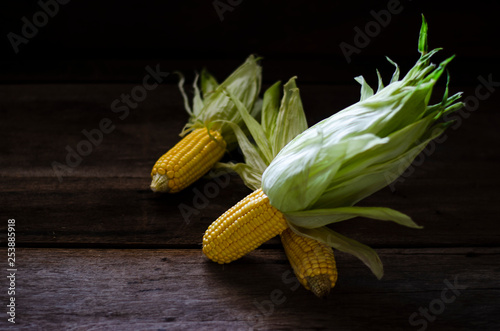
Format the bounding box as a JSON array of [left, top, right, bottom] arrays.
[[0, 84, 499, 247], [2, 248, 499, 330], [0, 84, 362, 176], [0, 167, 499, 248], [0, 84, 496, 174]]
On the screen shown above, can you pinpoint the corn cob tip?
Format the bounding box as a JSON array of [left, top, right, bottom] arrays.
[[150, 173, 170, 193], [306, 274, 334, 298], [280, 228, 338, 298], [150, 128, 227, 194]]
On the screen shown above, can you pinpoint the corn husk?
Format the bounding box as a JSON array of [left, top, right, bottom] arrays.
[[215, 76, 308, 189], [261, 16, 463, 278], [220, 17, 463, 279], [176, 55, 262, 146]]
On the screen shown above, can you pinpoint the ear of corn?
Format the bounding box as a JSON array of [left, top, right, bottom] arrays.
[[151, 56, 262, 193], [202, 188, 288, 264], [203, 78, 323, 265], [280, 228, 337, 298], [203, 78, 308, 264], [198, 18, 461, 302], [150, 128, 226, 193], [201, 75, 341, 297]]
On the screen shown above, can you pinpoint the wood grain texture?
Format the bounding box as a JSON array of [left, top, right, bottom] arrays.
[[0, 84, 499, 247], [2, 3, 499, 328], [0, 82, 499, 330], [1, 248, 498, 330]]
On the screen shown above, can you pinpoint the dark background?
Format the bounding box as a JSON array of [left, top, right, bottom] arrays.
[[1, 0, 499, 85]]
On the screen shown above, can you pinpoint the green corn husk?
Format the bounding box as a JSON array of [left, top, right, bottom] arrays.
[[260, 16, 463, 278], [215, 76, 308, 189], [219, 16, 463, 279], [176, 55, 262, 146]]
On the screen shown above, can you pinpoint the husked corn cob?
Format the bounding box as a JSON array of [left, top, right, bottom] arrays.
[[150, 128, 226, 193], [203, 188, 288, 263], [280, 228, 338, 298]]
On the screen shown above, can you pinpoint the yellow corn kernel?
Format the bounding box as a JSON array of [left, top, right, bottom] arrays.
[[203, 188, 288, 264], [280, 228, 338, 298], [150, 128, 226, 193]]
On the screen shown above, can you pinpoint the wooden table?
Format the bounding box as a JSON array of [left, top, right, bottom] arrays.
[[1, 81, 499, 330]]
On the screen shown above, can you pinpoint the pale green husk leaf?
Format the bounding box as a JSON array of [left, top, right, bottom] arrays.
[[262, 23, 462, 214], [261, 81, 282, 139], [214, 76, 309, 189], [272, 77, 309, 155], [201, 68, 219, 98], [285, 206, 422, 229], [176, 55, 263, 146]]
